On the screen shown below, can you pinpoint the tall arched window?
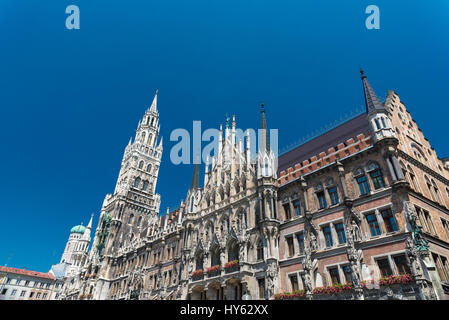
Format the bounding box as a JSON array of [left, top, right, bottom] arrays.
[[138, 161, 144, 169], [425, 176, 437, 202], [141, 132, 146, 143], [133, 177, 141, 188], [137, 216, 142, 227], [407, 165, 419, 192], [128, 214, 134, 225], [146, 164, 152, 172], [431, 179, 442, 204], [142, 180, 149, 191]]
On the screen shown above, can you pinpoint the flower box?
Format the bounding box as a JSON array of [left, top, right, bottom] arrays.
[[274, 290, 306, 300], [224, 260, 239, 272], [312, 283, 354, 296], [206, 265, 221, 276], [191, 269, 204, 280]]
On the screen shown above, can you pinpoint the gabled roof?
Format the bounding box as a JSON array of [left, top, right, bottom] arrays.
[[0, 266, 55, 280], [277, 114, 370, 173]]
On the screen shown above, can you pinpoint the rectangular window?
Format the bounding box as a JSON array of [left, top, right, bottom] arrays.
[[342, 265, 353, 284], [293, 200, 301, 216], [370, 169, 385, 189], [328, 187, 339, 205], [11, 289, 17, 296], [297, 233, 305, 255], [381, 208, 398, 233], [317, 191, 327, 209], [366, 213, 381, 237], [36, 292, 41, 299], [286, 237, 295, 256], [335, 223, 346, 244], [329, 267, 340, 285], [432, 253, 449, 283], [283, 204, 291, 220], [20, 291, 26, 297], [393, 255, 411, 275], [357, 175, 370, 195], [1, 289, 7, 295], [323, 225, 333, 248], [258, 278, 265, 299], [43, 293, 47, 299], [377, 258, 393, 277], [290, 275, 298, 291], [29, 292, 34, 298]]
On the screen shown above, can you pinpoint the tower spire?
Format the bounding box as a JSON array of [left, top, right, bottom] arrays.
[[191, 152, 200, 190], [360, 69, 384, 114], [150, 89, 158, 112], [260, 103, 270, 152], [87, 213, 93, 229]]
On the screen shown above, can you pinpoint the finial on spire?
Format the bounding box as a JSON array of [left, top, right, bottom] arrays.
[[260, 103, 270, 151], [225, 113, 230, 128], [360, 68, 367, 79], [150, 89, 158, 112], [360, 69, 384, 113]]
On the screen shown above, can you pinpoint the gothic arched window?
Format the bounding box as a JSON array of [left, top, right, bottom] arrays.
[[142, 180, 149, 191], [146, 164, 152, 172], [137, 216, 142, 227], [138, 161, 144, 169], [128, 214, 134, 225], [134, 177, 141, 188]]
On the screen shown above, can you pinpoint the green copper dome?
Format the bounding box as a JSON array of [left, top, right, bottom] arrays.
[[70, 225, 86, 234]]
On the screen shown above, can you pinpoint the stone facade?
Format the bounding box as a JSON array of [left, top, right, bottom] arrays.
[[59, 72, 449, 300]]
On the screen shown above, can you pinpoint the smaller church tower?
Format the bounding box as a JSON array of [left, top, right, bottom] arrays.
[[59, 214, 93, 276]]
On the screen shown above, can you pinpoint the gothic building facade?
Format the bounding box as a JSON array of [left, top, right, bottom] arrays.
[[59, 72, 449, 300]]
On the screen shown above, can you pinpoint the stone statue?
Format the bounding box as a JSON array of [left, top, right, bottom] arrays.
[[310, 233, 317, 251], [351, 220, 361, 241], [239, 243, 246, 262], [220, 249, 226, 266], [303, 273, 312, 293], [266, 263, 277, 298]]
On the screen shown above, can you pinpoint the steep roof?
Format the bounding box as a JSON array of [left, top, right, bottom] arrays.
[[277, 113, 370, 173], [361, 69, 385, 114]]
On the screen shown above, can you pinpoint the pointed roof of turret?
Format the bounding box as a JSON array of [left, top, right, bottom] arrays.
[[191, 153, 200, 190], [360, 69, 384, 114], [261, 103, 270, 151], [150, 89, 158, 112]]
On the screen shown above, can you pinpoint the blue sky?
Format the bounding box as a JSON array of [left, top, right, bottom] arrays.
[[0, 0, 448, 272]]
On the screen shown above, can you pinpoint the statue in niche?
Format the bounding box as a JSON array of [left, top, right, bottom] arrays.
[[310, 232, 318, 251], [351, 220, 361, 241]]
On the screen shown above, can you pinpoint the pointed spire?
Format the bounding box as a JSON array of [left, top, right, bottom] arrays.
[[360, 69, 384, 114], [260, 103, 270, 152], [150, 89, 158, 112], [191, 153, 200, 190], [157, 136, 163, 149], [87, 214, 93, 229]]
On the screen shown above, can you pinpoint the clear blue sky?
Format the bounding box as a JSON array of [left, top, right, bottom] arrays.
[[1, 0, 448, 272]]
